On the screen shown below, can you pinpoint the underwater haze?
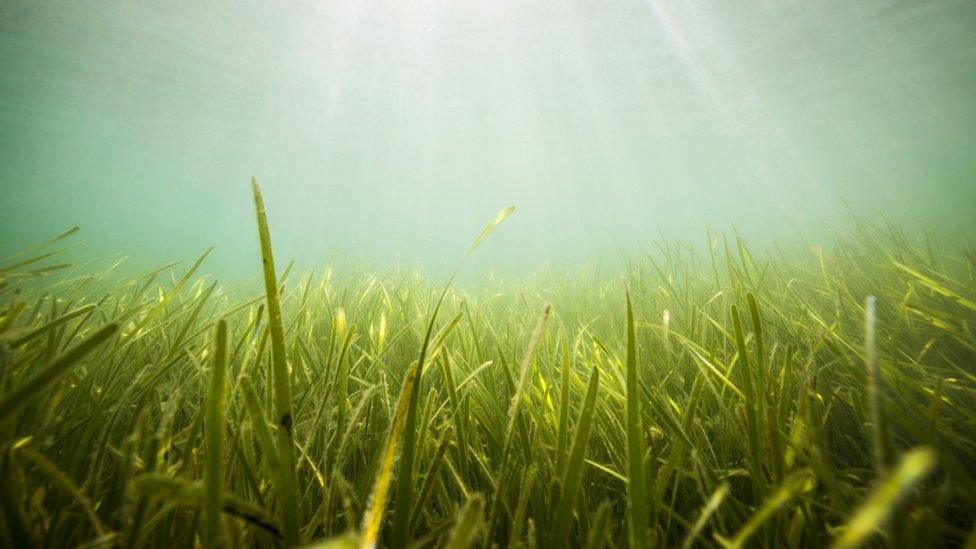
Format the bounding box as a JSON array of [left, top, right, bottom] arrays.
[[6, 2, 976, 548], [1, 0, 974, 278]]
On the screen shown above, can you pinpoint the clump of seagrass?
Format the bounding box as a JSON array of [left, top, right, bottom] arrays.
[[0, 185, 972, 548]]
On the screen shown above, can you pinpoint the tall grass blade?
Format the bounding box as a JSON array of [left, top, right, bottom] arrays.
[[389, 205, 514, 548], [864, 295, 889, 476], [204, 319, 229, 548], [251, 177, 301, 546], [625, 289, 650, 548], [552, 365, 600, 546], [360, 360, 420, 549]]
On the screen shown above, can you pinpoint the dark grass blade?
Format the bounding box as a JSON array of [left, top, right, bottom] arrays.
[[204, 319, 229, 547], [0, 322, 118, 422]]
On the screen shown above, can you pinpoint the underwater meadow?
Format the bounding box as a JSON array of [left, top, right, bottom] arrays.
[[3, 2, 976, 547], [1, 180, 975, 548]]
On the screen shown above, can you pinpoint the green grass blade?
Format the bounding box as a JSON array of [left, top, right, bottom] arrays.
[[723, 470, 811, 548], [131, 474, 282, 538], [584, 500, 613, 549], [360, 360, 420, 549], [204, 319, 229, 548], [251, 177, 301, 546], [625, 289, 649, 548], [731, 303, 763, 492], [555, 331, 572, 473], [681, 483, 729, 549], [831, 447, 936, 549], [239, 376, 280, 472], [5, 303, 96, 348], [0, 322, 118, 422], [16, 445, 107, 538], [501, 304, 551, 465], [445, 494, 485, 549], [864, 295, 889, 476], [389, 205, 515, 548], [552, 365, 600, 546]]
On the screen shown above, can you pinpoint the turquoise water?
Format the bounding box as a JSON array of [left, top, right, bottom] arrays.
[[1, 1, 974, 278]]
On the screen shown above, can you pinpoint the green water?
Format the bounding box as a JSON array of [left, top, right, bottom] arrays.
[[4, 4, 976, 547], [1, 0, 974, 277]]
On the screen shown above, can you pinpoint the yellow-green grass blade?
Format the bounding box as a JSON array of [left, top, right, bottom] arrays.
[[831, 447, 936, 549], [251, 177, 300, 546], [389, 205, 514, 548], [721, 469, 812, 549], [681, 483, 729, 549], [4, 303, 96, 348], [501, 304, 551, 466], [126, 247, 213, 338], [360, 359, 420, 549], [0, 225, 78, 266]]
